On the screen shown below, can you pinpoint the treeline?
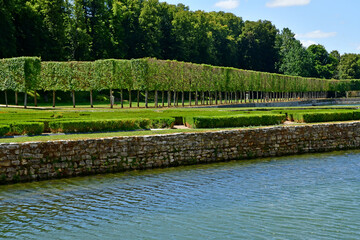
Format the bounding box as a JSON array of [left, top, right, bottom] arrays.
[[1, 0, 360, 80], [1, 57, 359, 108]]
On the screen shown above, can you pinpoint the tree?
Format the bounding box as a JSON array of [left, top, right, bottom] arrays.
[[307, 44, 337, 79], [0, 0, 16, 58], [31, 0, 68, 60], [276, 28, 314, 77], [238, 20, 278, 72], [338, 54, 360, 79], [139, 0, 163, 58]]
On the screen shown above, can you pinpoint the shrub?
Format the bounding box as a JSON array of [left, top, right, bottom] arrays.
[[185, 114, 286, 128], [150, 117, 175, 128], [0, 125, 10, 136], [293, 111, 355, 123], [11, 122, 44, 135], [49, 119, 152, 133]]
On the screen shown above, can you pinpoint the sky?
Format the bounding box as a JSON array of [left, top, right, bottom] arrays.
[[161, 0, 360, 55]]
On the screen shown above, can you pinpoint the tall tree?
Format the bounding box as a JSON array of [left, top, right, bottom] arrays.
[[338, 54, 360, 79], [238, 20, 278, 72], [0, 0, 17, 58], [276, 28, 314, 77], [31, 0, 68, 60], [307, 44, 337, 79]]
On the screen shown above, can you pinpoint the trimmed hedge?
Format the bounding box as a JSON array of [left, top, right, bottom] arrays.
[[3, 56, 360, 96], [10, 122, 44, 135], [185, 114, 286, 128], [293, 111, 356, 123], [0, 125, 10, 136], [49, 119, 152, 133], [150, 117, 176, 129], [0, 57, 41, 92]]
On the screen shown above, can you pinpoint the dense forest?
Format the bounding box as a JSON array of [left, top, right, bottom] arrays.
[[1, 0, 360, 80]]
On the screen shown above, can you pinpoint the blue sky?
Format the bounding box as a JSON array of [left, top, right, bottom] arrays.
[[161, 0, 360, 55]]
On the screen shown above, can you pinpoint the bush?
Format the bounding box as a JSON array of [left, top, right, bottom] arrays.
[[293, 111, 355, 123], [185, 114, 286, 128], [0, 125, 10, 136], [11, 122, 44, 135], [150, 117, 175, 128], [49, 119, 152, 133]]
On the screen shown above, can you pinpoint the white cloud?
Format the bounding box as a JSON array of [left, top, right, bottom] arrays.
[[215, 0, 239, 9], [357, 45, 360, 51], [266, 0, 310, 8], [295, 30, 337, 39], [300, 40, 317, 48]]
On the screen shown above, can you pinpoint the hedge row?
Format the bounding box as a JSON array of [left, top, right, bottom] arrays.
[[292, 111, 360, 123], [0, 122, 44, 136], [0, 118, 175, 136], [0, 57, 41, 92], [185, 114, 286, 128], [2, 57, 360, 95]]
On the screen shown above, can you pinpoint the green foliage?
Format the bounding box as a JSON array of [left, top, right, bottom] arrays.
[[10, 122, 44, 135], [277, 28, 314, 78], [150, 117, 175, 128], [0, 125, 10, 136], [185, 114, 286, 128], [338, 54, 360, 79], [293, 111, 355, 123], [3, 56, 360, 95], [49, 119, 152, 133], [0, 57, 41, 92]]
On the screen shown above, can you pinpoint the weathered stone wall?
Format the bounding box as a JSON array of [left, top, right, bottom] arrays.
[[1, 122, 360, 184]]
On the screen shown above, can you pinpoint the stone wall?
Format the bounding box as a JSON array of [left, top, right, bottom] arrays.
[[1, 121, 360, 184]]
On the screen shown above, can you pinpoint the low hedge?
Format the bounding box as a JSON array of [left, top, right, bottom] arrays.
[[49, 119, 152, 133], [10, 122, 44, 135], [185, 114, 286, 128], [293, 111, 356, 123], [150, 117, 176, 128], [0, 125, 10, 136]]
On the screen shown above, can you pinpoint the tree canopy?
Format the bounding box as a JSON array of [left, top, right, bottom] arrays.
[[1, 0, 359, 81]]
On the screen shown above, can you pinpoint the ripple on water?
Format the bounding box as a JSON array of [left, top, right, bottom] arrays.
[[1, 151, 360, 239]]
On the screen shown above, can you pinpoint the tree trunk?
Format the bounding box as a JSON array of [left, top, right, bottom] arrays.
[[215, 91, 218, 105], [4, 90, 8, 107], [201, 91, 204, 105], [72, 90, 75, 108], [120, 89, 124, 108], [162, 90, 165, 107], [34, 90, 37, 107], [137, 90, 140, 107], [155, 90, 158, 108], [110, 89, 113, 109], [90, 90, 93, 108], [176, 91, 179, 106], [182, 91, 185, 107], [173, 91, 177, 107], [145, 90, 148, 108], [129, 89, 132, 108], [219, 91, 222, 104], [195, 90, 198, 106], [15, 91, 18, 105], [168, 90, 171, 107], [189, 91, 192, 106], [52, 90, 56, 108], [24, 91, 27, 109]]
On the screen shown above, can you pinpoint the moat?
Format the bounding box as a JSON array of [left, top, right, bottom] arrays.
[[1, 150, 360, 239]]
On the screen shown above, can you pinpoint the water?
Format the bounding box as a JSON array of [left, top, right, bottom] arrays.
[[1, 151, 360, 240]]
